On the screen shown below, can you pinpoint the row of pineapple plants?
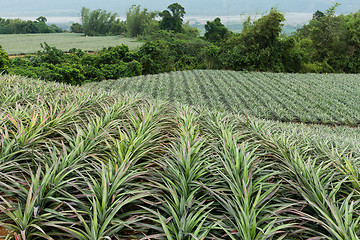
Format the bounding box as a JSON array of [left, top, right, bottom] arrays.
[[1, 75, 360, 239], [89, 70, 360, 125]]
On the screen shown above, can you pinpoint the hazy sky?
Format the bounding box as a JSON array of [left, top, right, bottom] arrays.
[[1, 0, 359, 21]]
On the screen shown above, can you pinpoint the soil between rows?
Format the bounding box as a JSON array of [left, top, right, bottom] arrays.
[[0, 226, 10, 239]]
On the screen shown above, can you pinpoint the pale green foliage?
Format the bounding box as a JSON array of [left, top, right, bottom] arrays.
[[80, 7, 118, 36], [126, 5, 157, 37]]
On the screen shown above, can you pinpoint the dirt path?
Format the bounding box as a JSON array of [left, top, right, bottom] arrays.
[[0, 226, 10, 239], [8, 54, 27, 59]]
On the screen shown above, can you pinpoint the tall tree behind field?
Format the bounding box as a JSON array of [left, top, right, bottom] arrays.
[[159, 3, 186, 32], [346, 10, 360, 71], [204, 17, 230, 43], [218, 9, 302, 72], [293, 4, 359, 72], [80, 7, 119, 36], [126, 5, 157, 37]]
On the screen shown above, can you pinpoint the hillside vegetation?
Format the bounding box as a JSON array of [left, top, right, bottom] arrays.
[[1, 74, 360, 239], [2, 5, 360, 86], [86, 70, 360, 126]]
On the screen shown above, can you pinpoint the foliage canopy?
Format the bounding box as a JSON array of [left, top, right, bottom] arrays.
[[159, 3, 186, 32]]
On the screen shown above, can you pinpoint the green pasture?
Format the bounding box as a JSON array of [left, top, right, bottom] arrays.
[[0, 33, 142, 55]]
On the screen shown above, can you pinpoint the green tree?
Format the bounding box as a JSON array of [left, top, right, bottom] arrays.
[[36, 23, 50, 33], [36, 16, 47, 23], [201, 44, 220, 69], [242, 8, 285, 49], [109, 19, 126, 35], [182, 22, 200, 38], [204, 17, 229, 43], [342, 10, 360, 72], [313, 10, 325, 20], [294, 4, 349, 72], [70, 23, 83, 33], [219, 9, 288, 71], [80, 7, 118, 36], [126, 5, 157, 37], [35, 16, 51, 33], [347, 11, 360, 58], [159, 3, 186, 32]]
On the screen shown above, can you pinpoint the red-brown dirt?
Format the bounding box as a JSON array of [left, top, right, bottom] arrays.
[[0, 226, 10, 240], [8, 55, 27, 59]]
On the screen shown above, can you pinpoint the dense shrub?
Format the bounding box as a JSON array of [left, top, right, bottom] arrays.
[[98, 45, 130, 64], [101, 63, 126, 79], [0, 45, 10, 73], [10, 43, 146, 84]]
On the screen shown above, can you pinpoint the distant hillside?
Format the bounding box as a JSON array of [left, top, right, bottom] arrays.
[[1, 0, 359, 17]]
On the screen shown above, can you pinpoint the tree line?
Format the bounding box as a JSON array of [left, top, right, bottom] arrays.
[[0, 16, 63, 34], [203, 4, 360, 73], [61, 3, 360, 74], [73, 4, 188, 37]]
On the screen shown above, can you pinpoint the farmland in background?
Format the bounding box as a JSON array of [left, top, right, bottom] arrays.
[[0, 33, 142, 55], [87, 70, 360, 126]]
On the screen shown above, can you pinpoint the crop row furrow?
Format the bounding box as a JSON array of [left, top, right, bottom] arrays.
[[260, 73, 334, 123], [240, 72, 302, 121], [210, 71, 252, 115], [193, 70, 231, 111], [226, 72, 282, 118], [279, 73, 351, 123]]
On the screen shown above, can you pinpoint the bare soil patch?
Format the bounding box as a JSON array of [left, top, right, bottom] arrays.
[[9, 54, 27, 59], [0, 226, 10, 239]]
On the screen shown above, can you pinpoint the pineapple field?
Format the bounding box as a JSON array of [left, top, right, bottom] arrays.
[[1, 72, 360, 239], [87, 70, 360, 126]]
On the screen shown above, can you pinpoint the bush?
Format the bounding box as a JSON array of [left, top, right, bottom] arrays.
[[55, 63, 86, 85], [82, 65, 105, 82], [0, 45, 10, 73], [12, 64, 62, 81], [302, 61, 335, 73], [98, 45, 130, 64], [101, 63, 127, 79], [37, 42, 66, 65], [124, 60, 142, 76]]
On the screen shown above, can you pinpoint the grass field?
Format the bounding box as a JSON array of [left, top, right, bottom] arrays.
[[1, 73, 360, 239], [0, 33, 142, 55], [87, 70, 360, 126]]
